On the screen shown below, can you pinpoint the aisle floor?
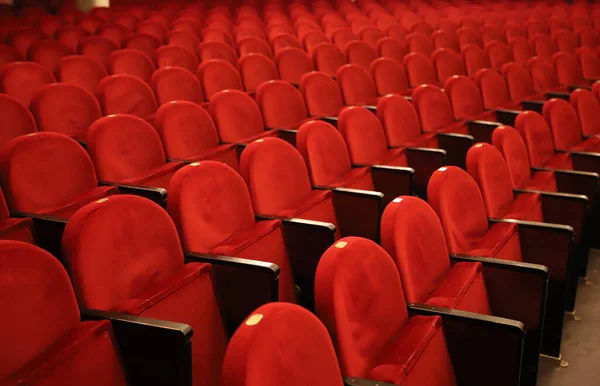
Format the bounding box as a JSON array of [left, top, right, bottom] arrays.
[[538, 250, 600, 386]]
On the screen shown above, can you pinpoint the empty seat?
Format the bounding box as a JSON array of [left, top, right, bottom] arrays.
[[444, 75, 496, 122], [481, 25, 507, 45], [312, 43, 346, 77], [0, 44, 22, 68], [123, 33, 161, 61], [486, 40, 513, 70], [151, 67, 204, 105], [577, 27, 597, 49], [26, 39, 73, 73], [197, 59, 243, 100], [376, 37, 406, 62], [462, 44, 491, 78], [531, 34, 558, 59], [576, 47, 600, 79], [136, 20, 167, 42], [344, 40, 378, 70], [370, 57, 409, 96], [96, 75, 158, 118], [502, 63, 538, 102], [412, 84, 466, 134], [553, 52, 587, 87], [97, 23, 132, 47], [0, 62, 55, 107], [432, 30, 460, 52], [0, 132, 117, 218], [168, 30, 202, 56], [30, 83, 101, 142], [198, 41, 238, 66], [528, 56, 561, 93], [456, 27, 481, 49], [403, 52, 437, 87], [510, 37, 536, 66], [155, 45, 199, 73], [107, 49, 156, 84], [331, 28, 359, 51], [432, 48, 466, 83], [275, 47, 314, 84], [55, 25, 89, 53], [300, 71, 345, 117], [87, 114, 184, 188], [38, 15, 66, 37], [256, 80, 311, 129], [78, 36, 119, 66], [554, 30, 578, 54], [0, 94, 37, 149], [237, 36, 273, 59], [526, 21, 549, 38], [406, 32, 434, 56], [55, 55, 107, 94], [571, 88, 600, 137], [0, 188, 34, 243], [302, 30, 329, 53], [9, 28, 47, 58], [360, 26, 385, 49], [271, 33, 303, 53], [238, 53, 279, 92], [475, 68, 515, 110], [336, 64, 378, 106], [543, 98, 600, 153]]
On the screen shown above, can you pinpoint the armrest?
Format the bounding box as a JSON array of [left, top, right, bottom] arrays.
[[315, 186, 383, 242], [489, 218, 573, 281], [494, 109, 521, 127], [353, 164, 414, 206], [318, 116, 338, 126], [466, 120, 502, 144], [435, 132, 474, 169], [520, 100, 544, 113], [11, 210, 67, 258], [569, 84, 592, 92], [545, 92, 571, 101], [185, 251, 279, 334], [404, 147, 446, 191], [82, 308, 193, 386], [99, 181, 167, 208], [344, 378, 396, 386], [568, 150, 600, 174], [273, 128, 298, 147], [408, 304, 524, 386], [532, 167, 598, 201]]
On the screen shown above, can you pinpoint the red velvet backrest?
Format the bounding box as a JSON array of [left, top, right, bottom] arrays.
[[168, 30, 202, 56], [0, 94, 37, 149], [456, 27, 481, 49], [155, 45, 198, 73], [222, 303, 344, 386], [406, 32, 434, 56], [412, 84, 454, 131], [466, 143, 516, 218], [344, 40, 378, 70], [314, 237, 409, 378], [0, 44, 23, 68], [168, 161, 256, 252], [271, 34, 303, 53], [154, 101, 220, 159], [337, 106, 388, 164], [485, 40, 513, 70], [376, 37, 406, 62], [239, 137, 313, 215], [299, 71, 345, 116], [336, 64, 377, 106], [432, 30, 459, 51], [552, 52, 583, 86], [461, 44, 491, 78], [542, 98, 583, 151], [381, 196, 451, 303], [275, 47, 314, 84], [432, 48, 466, 83], [509, 37, 535, 66], [554, 30, 578, 54], [209, 90, 265, 142], [527, 56, 560, 92], [238, 38, 272, 59], [30, 83, 101, 138], [256, 80, 308, 128], [570, 89, 600, 137], [296, 120, 353, 186], [370, 57, 409, 96], [376, 94, 423, 147], [9, 28, 48, 58], [78, 36, 120, 66], [55, 55, 106, 95], [106, 49, 156, 84], [312, 43, 346, 77], [360, 27, 385, 49], [576, 47, 600, 79], [0, 241, 80, 380], [137, 20, 168, 42], [491, 126, 533, 189], [514, 111, 556, 167], [577, 27, 597, 49], [403, 52, 437, 88], [87, 114, 166, 182], [196, 59, 243, 100], [151, 67, 204, 105], [198, 41, 238, 66], [0, 62, 56, 107], [531, 34, 558, 59], [331, 28, 359, 51], [62, 195, 184, 310], [475, 68, 511, 109], [26, 39, 73, 73], [96, 74, 158, 118], [427, 166, 490, 254], [444, 75, 484, 119], [501, 63, 536, 101], [96, 24, 132, 47], [481, 26, 506, 44], [238, 53, 279, 92]]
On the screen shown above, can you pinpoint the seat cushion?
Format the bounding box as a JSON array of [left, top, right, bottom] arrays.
[[379, 147, 409, 167], [503, 192, 544, 222], [468, 222, 523, 262], [438, 120, 470, 135], [330, 167, 374, 190], [0, 217, 35, 243], [524, 170, 557, 192], [36, 186, 119, 218], [571, 136, 600, 153], [543, 152, 573, 170], [404, 132, 439, 148], [279, 189, 340, 238], [122, 161, 185, 189]]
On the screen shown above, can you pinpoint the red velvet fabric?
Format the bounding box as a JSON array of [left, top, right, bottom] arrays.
[[502, 62, 537, 102], [274, 47, 314, 84], [123, 33, 161, 61], [444, 75, 488, 120], [475, 68, 512, 110], [168, 31, 202, 57], [54, 27, 89, 52], [26, 39, 73, 73], [55, 55, 107, 94], [238, 37, 274, 59], [96, 24, 131, 47], [137, 20, 167, 42], [412, 84, 456, 132], [62, 195, 228, 386], [197, 59, 243, 100], [528, 56, 560, 93], [577, 47, 600, 79], [222, 303, 344, 386], [87, 114, 184, 186], [256, 80, 309, 129], [0, 94, 37, 149], [554, 30, 578, 55], [370, 57, 409, 96], [377, 37, 406, 63], [531, 34, 558, 59], [0, 62, 56, 107], [406, 32, 434, 56], [312, 43, 346, 77], [198, 41, 239, 66], [167, 161, 295, 303], [461, 44, 490, 78], [403, 52, 437, 88], [509, 37, 535, 66], [571, 89, 600, 137], [238, 53, 279, 92], [336, 64, 378, 106], [432, 48, 466, 83], [553, 52, 585, 86], [432, 31, 459, 52], [359, 28, 385, 50], [30, 83, 101, 141], [96, 74, 158, 118], [485, 41, 513, 70], [344, 41, 378, 70], [155, 45, 198, 73], [514, 111, 560, 168], [299, 71, 345, 117], [0, 44, 23, 68], [151, 67, 204, 106], [107, 49, 156, 84], [9, 29, 47, 58], [271, 34, 303, 53], [543, 98, 600, 152], [78, 36, 120, 66]]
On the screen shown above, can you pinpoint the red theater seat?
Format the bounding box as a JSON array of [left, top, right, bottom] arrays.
[[151, 67, 204, 105], [0, 44, 22, 68], [198, 41, 238, 65], [123, 33, 161, 61], [107, 49, 156, 84], [299, 71, 345, 117], [485, 40, 513, 70], [78, 36, 119, 66], [96, 74, 158, 119], [0, 94, 37, 149], [432, 48, 466, 83], [168, 30, 202, 56], [336, 64, 378, 106], [0, 189, 34, 243], [376, 36, 406, 62], [576, 47, 600, 79], [197, 59, 243, 100], [543, 98, 600, 153], [370, 57, 410, 96], [238, 53, 279, 92], [155, 45, 199, 73], [462, 44, 491, 78], [404, 52, 437, 88], [571, 88, 600, 137], [509, 37, 535, 67], [274, 47, 314, 84], [55, 55, 108, 94], [0, 62, 56, 107], [344, 40, 378, 70], [256, 80, 311, 130], [312, 43, 346, 77], [26, 39, 73, 73], [97, 23, 132, 47], [237, 36, 274, 59]]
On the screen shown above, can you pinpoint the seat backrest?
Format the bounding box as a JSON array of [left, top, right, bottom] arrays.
[[370, 57, 409, 96], [96, 74, 157, 117], [239, 137, 314, 215], [376, 94, 423, 147], [296, 120, 353, 186], [78, 36, 119, 66], [491, 125, 533, 189], [456, 27, 481, 49], [344, 40, 378, 70], [570, 88, 600, 137], [380, 196, 451, 303], [198, 41, 239, 66], [197, 59, 243, 100], [97, 23, 132, 47], [432, 48, 466, 83], [314, 237, 410, 379], [0, 132, 99, 213], [171, 17, 202, 35], [485, 40, 513, 70], [432, 30, 459, 52], [107, 49, 156, 84], [303, 30, 330, 53], [151, 67, 204, 105], [8, 28, 47, 58], [576, 47, 600, 79], [256, 80, 308, 128], [403, 52, 437, 87], [427, 166, 490, 254], [299, 71, 345, 116], [122, 34, 162, 62], [406, 32, 434, 56], [359, 27, 386, 49], [155, 45, 199, 73], [271, 33, 303, 53], [553, 30, 578, 54], [209, 90, 265, 142], [238, 36, 274, 59], [461, 44, 491, 78], [238, 53, 279, 92], [87, 114, 166, 182], [312, 43, 346, 77], [167, 30, 202, 55], [444, 75, 484, 120], [481, 25, 507, 44], [412, 84, 454, 132], [552, 52, 584, 86], [336, 64, 377, 106], [376, 37, 406, 62], [154, 101, 220, 160], [55, 55, 107, 94], [0, 62, 56, 107], [514, 111, 556, 168], [331, 28, 359, 51], [509, 37, 535, 66], [501, 63, 536, 101], [0, 94, 37, 149], [531, 33, 558, 58], [275, 47, 314, 84], [542, 98, 583, 151], [26, 39, 73, 73], [475, 68, 511, 109], [0, 44, 23, 68], [38, 15, 66, 37], [137, 20, 168, 42], [528, 56, 560, 92], [222, 302, 344, 386], [526, 21, 548, 38], [337, 106, 390, 165]]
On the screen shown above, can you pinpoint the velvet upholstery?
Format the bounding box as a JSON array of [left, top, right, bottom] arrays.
[[196, 59, 243, 100], [531, 34, 558, 59], [576, 47, 600, 79], [509, 37, 535, 66], [370, 57, 409, 96], [168, 30, 202, 57], [474, 68, 513, 110], [312, 43, 346, 77], [444, 75, 495, 121], [55, 26, 89, 53], [432, 31, 459, 52], [256, 80, 309, 129], [554, 30, 578, 54], [299, 71, 345, 117], [137, 20, 168, 42], [543, 98, 600, 152], [78, 36, 120, 66], [570, 89, 600, 137], [151, 67, 204, 105], [501, 62, 537, 102], [238, 53, 279, 92], [0, 44, 23, 68], [87, 114, 184, 187], [0, 132, 117, 217], [485, 40, 513, 70], [0, 94, 37, 149], [0, 189, 34, 243], [96, 74, 158, 118], [167, 161, 295, 302], [403, 52, 437, 88], [30, 83, 101, 141], [0, 62, 56, 107], [553, 52, 585, 86], [222, 303, 344, 386], [26, 39, 73, 73], [412, 84, 464, 133], [155, 45, 199, 73], [107, 49, 156, 84], [528, 57, 560, 93], [55, 55, 108, 94], [238, 37, 274, 59], [274, 47, 314, 84], [314, 237, 458, 385], [123, 33, 161, 61], [10, 29, 48, 58], [62, 195, 228, 386], [461, 44, 490, 78], [336, 64, 378, 106], [0, 240, 128, 385], [432, 48, 466, 83], [96, 24, 132, 47], [377, 37, 406, 62], [344, 41, 378, 70], [406, 32, 434, 56], [198, 41, 239, 66]]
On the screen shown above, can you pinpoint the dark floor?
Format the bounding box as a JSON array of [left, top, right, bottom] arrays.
[[537, 250, 600, 386]]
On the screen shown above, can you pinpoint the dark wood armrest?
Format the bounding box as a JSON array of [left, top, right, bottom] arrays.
[[568, 150, 600, 174], [520, 100, 544, 113], [99, 181, 167, 208], [494, 109, 521, 126], [11, 211, 67, 258], [344, 378, 396, 386], [545, 92, 571, 101], [435, 132, 474, 168], [466, 120, 503, 144], [353, 164, 414, 206]]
